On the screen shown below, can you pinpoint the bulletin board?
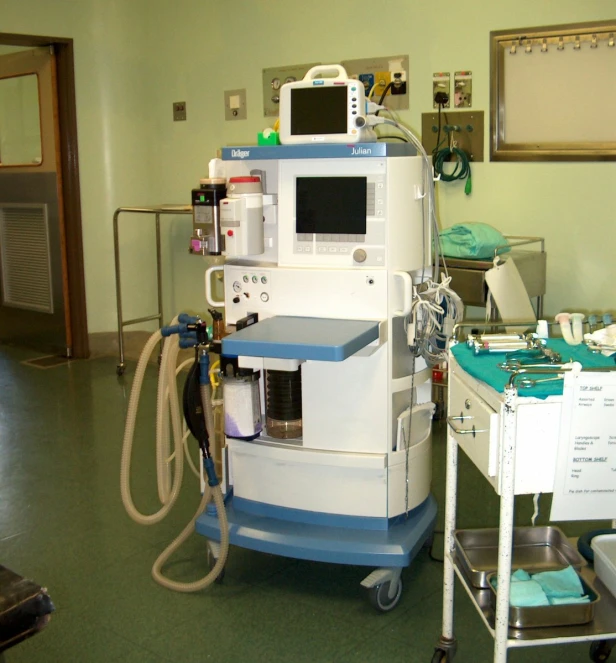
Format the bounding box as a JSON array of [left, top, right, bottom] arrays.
[[490, 21, 616, 161]]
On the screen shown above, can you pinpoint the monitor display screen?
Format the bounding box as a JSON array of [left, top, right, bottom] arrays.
[[296, 177, 367, 235], [290, 87, 348, 135]]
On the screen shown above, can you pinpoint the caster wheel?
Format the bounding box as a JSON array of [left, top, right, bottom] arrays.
[[207, 548, 225, 584], [368, 578, 402, 612], [431, 650, 447, 663], [590, 640, 614, 662], [116, 365, 125, 376]]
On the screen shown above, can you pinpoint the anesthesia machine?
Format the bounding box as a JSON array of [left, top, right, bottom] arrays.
[[121, 65, 461, 610]]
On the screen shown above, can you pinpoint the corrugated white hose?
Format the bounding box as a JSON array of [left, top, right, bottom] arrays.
[[120, 327, 184, 525], [151, 380, 229, 591], [155, 326, 184, 501]]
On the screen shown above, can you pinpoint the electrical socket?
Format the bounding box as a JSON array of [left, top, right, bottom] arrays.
[[358, 73, 375, 96], [433, 72, 451, 108], [454, 71, 473, 108], [391, 71, 407, 96], [374, 71, 392, 99]]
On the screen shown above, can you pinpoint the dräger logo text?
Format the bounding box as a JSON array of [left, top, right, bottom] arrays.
[[231, 149, 250, 159]]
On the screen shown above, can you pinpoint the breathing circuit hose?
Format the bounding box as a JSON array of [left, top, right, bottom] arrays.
[[120, 323, 229, 591], [120, 327, 183, 524]]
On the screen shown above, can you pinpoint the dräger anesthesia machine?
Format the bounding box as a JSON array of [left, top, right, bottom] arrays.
[[121, 65, 462, 610]]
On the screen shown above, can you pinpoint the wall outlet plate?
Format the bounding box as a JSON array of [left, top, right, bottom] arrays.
[[421, 110, 484, 162], [454, 71, 473, 108], [224, 89, 247, 121], [173, 101, 187, 121], [262, 62, 320, 117], [341, 55, 409, 110], [433, 73, 450, 108]]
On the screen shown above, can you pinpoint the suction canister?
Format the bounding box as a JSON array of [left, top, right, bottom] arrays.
[[190, 178, 227, 255], [266, 367, 303, 439]]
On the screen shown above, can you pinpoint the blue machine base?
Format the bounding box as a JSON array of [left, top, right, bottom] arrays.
[[195, 494, 437, 568]]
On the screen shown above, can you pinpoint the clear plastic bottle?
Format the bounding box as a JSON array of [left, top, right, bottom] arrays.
[[265, 368, 303, 440]]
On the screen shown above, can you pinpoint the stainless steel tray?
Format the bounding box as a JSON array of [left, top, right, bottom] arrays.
[[454, 527, 585, 589], [487, 572, 599, 629]]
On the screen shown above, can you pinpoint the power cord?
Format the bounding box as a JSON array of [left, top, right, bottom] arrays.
[[433, 146, 472, 195], [377, 81, 395, 105]]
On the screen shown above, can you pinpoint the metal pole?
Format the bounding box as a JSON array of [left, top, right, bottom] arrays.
[[155, 212, 164, 359], [442, 426, 459, 641], [113, 209, 125, 375], [493, 385, 518, 663]]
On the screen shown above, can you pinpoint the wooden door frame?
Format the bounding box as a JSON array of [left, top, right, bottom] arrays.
[[0, 32, 89, 358]]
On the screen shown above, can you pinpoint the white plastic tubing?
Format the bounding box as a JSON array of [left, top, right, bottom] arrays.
[[555, 312, 584, 346], [120, 321, 229, 591]]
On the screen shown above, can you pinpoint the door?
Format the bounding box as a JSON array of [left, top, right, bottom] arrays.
[[0, 47, 70, 355]]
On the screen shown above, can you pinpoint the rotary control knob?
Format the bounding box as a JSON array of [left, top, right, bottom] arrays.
[[353, 248, 367, 263], [354, 115, 367, 128]]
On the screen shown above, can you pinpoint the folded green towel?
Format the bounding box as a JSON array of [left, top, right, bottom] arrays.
[[491, 566, 589, 608], [509, 580, 550, 607], [439, 222, 510, 260], [549, 595, 590, 605], [511, 569, 532, 582], [532, 566, 585, 600]]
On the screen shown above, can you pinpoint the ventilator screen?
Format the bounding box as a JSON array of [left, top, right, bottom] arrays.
[[296, 177, 367, 235]]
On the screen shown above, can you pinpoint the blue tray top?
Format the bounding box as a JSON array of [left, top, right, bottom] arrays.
[[221, 143, 415, 161], [451, 338, 615, 399], [222, 316, 380, 362]]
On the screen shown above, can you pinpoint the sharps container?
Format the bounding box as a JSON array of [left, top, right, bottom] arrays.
[[222, 370, 262, 440]]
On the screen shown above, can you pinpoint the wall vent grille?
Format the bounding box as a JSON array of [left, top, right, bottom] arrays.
[[0, 203, 53, 313]]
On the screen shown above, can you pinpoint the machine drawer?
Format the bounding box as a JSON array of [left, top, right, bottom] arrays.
[[448, 372, 499, 481]]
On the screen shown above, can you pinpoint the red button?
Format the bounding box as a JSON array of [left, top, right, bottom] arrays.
[[229, 176, 260, 183], [227, 230, 234, 236]]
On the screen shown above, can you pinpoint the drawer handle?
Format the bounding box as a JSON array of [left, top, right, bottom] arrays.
[[447, 417, 488, 438], [449, 414, 473, 421]]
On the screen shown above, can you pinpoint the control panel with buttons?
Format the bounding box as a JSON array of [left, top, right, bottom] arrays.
[[226, 268, 272, 315], [292, 176, 387, 267]]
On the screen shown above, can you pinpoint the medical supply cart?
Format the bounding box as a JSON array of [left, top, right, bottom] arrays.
[[113, 205, 192, 375], [432, 327, 616, 663]]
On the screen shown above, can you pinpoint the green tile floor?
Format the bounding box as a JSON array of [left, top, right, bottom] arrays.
[[0, 344, 602, 662]]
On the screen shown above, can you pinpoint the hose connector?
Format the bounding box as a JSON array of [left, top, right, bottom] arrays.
[[203, 457, 219, 487], [179, 336, 198, 349], [178, 313, 199, 324], [161, 323, 191, 337], [199, 351, 210, 386]]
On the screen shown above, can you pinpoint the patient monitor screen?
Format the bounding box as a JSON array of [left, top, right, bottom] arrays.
[[296, 177, 367, 235], [290, 87, 348, 135]]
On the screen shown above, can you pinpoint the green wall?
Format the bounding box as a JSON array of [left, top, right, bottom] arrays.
[[2, 0, 615, 332], [1, 0, 160, 333]]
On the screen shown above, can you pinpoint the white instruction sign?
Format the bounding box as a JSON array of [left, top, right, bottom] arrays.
[[550, 368, 616, 522]]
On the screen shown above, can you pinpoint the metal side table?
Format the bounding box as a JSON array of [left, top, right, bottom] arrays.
[[113, 205, 192, 376]]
